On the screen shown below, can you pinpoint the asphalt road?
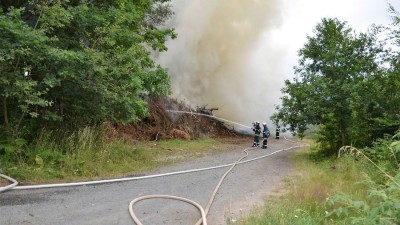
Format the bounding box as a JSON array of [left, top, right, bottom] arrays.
[[0, 138, 300, 225]]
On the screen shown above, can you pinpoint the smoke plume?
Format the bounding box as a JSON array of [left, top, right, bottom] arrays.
[[158, 0, 286, 130]]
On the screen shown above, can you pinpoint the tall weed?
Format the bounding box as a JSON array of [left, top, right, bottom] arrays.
[[326, 132, 400, 224], [236, 147, 370, 225], [0, 126, 224, 182], [0, 126, 149, 181]]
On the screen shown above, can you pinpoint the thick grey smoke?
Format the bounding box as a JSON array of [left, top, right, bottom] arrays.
[[158, 0, 286, 130]]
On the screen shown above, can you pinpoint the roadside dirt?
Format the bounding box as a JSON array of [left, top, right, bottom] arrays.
[[0, 178, 8, 187]]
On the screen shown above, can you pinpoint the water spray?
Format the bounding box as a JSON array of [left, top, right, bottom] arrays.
[[0, 111, 306, 225], [129, 110, 303, 224], [166, 109, 252, 129]]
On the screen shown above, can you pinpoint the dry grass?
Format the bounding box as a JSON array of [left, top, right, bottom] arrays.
[[236, 145, 370, 225], [169, 128, 191, 140]]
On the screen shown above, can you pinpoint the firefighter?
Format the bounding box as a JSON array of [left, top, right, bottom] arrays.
[[262, 123, 270, 149], [276, 125, 280, 139], [252, 121, 261, 147]]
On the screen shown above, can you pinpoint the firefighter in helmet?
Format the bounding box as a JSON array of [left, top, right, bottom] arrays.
[[262, 123, 270, 149], [252, 121, 261, 147]]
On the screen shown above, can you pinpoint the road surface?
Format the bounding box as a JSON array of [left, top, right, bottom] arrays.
[[0, 138, 300, 225]]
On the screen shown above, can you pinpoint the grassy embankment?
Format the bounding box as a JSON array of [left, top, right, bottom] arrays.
[[0, 127, 241, 184], [234, 138, 392, 225]]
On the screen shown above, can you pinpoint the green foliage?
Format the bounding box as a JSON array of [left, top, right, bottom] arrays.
[[326, 132, 400, 224], [0, 126, 225, 182], [362, 133, 400, 173], [236, 146, 372, 225], [235, 203, 329, 225], [326, 174, 400, 225], [237, 135, 400, 225], [272, 17, 400, 155], [0, 126, 150, 180], [0, 0, 176, 153], [0, 138, 27, 160], [0, 7, 54, 139]]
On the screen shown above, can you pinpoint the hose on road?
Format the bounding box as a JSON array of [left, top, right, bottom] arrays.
[[129, 112, 301, 224], [0, 140, 305, 225], [0, 143, 300, 192], [129, 146, 253, 225], [0, 110, 307, 224], [0, 110, 268, 192], [0, 173, 18, 193], [129, 194, 208, 225]]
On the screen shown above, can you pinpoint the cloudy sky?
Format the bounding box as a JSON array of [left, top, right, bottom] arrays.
[[273, 0, 400, 79], [159, 0, 399, 130]]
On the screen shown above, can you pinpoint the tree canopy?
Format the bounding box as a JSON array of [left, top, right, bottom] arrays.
[[0, 0, 176, 140], [272, 17, 400, 155]]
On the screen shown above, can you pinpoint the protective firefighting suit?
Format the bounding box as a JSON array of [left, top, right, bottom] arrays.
[[252, 122, 261, 147], [262, 124, 270, 149]]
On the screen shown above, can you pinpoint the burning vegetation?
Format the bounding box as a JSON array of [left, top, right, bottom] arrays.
[[114, 97, 242, 141]]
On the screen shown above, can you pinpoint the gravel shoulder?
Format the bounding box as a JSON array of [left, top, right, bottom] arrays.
[[0, 137, 300, 225]]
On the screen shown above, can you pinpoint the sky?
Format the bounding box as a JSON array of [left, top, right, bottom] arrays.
[[158, 0, 399, 131], [273, 0, 400, 79]]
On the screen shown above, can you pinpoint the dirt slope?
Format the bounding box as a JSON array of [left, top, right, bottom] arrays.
[[114, 97, 243, 141]]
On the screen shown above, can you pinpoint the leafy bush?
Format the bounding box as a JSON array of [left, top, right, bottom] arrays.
[[0, 1, 176, 156], [326, 173, 400, 225], [326, 132, 400, 224], [363, 133, 400, 174]]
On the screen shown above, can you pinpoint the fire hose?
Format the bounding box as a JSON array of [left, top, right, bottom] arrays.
[[0, 111, 306, 224], [0, 173, 18, 193], [0, 143, 304, 225], [129, 110, 301, 225], [129, 146, 253, 225]]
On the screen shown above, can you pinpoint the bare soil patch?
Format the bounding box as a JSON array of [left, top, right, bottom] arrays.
[[0, 177, 9, 187]]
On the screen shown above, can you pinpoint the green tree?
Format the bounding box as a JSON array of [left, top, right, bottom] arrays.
[[0, 0, 176, 142], [0, 7, 54, 139], [272, 18, 387, 154]]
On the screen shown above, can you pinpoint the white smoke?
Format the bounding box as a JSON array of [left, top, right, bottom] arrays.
[[158, 0, 286, 130]]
